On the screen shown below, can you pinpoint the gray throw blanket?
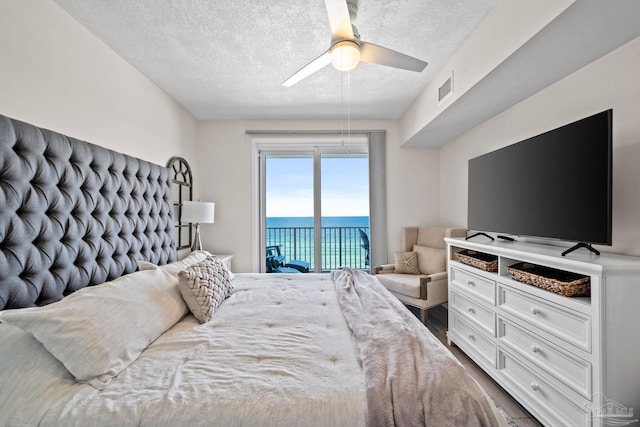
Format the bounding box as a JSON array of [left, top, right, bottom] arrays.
[[331, 267, 500, 427]]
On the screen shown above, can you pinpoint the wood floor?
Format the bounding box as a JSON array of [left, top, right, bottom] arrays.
[[417, 305, 544, 427]]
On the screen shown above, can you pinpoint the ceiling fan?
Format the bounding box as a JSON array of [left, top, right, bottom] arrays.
[[282, 0, 428, 87]]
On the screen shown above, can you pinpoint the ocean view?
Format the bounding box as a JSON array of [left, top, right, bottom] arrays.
[[267, 216, 369, 228], [266, 216, 370, 271]]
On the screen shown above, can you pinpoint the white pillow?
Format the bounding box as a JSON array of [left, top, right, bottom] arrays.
[[137, 250, 210, 275], [139, 250, 235, 279], [413, 245, 446, 275], [0, 324, 75, 425], [0, 268, 187, 390]]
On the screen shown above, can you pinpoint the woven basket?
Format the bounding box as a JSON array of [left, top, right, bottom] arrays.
[[507, 262, 590, 297], [457, 249, 498, 272]]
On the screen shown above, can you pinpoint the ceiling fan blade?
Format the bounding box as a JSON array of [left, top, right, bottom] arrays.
[[360, 41, 428, 72], [282, 51, 331, 87], [324, 0, 354, 40]]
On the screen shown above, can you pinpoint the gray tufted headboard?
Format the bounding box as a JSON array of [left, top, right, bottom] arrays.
[[0, 115, 176, 310]]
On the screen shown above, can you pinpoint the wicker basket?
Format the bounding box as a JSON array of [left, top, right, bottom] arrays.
[[457, 249, 498, 272], [506, 262, 590, 297]]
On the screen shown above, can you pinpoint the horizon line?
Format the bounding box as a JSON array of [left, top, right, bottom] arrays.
[[266, 215, 369, 218]]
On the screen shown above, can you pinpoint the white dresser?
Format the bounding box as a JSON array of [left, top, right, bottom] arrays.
[[445, 237, 640, 427]]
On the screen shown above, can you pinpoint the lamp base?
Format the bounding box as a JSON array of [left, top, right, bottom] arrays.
[[191, 223, 203, 251]]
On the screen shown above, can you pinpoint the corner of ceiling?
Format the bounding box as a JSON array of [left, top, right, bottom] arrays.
[[400, 0, 640, 149], [397, 0, 579, 148]]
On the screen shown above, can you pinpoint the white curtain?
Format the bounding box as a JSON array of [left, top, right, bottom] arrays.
[[368, 131, 387, 271]]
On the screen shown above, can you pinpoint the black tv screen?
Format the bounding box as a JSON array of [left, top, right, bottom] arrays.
[[468, 109, 612, 245]]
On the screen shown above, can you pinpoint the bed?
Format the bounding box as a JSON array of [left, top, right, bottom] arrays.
[[0, 115, 506, 426]]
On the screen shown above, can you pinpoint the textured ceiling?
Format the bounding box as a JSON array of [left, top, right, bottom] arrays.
[[52, 0, 495, 120]]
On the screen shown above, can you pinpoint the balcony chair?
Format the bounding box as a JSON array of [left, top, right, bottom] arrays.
[[266, 245, 310, 273], [375, 226, 466, 324]]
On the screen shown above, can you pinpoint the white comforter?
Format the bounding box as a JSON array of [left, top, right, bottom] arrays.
[[0, 274, 367, 427]]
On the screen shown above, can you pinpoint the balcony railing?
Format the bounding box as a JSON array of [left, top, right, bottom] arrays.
[[266, 226, 370, 271]]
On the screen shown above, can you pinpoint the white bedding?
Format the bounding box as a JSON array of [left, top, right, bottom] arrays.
[[0, 270, 508, 427], [0, 274, 367, 427]]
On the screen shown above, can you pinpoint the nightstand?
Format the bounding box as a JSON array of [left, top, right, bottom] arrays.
[[214, 254, 233, 272]]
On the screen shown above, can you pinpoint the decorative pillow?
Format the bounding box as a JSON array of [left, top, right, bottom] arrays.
[[394, 251, 420, 274], [413, 245, 446, 275], [0, 268, 186, 390], [178, 256, 232, 323]]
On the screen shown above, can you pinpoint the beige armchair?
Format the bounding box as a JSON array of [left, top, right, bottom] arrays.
[[375, 226, 466, 324]]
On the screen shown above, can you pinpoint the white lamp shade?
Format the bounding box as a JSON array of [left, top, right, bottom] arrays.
[[330, 40, 360, 71], [181, 201, 215, 224]]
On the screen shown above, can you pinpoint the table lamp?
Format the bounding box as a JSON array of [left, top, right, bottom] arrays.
[[181, 201, 215, 251]]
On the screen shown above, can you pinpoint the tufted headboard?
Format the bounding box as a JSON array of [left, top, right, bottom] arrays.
[[0, 115, 176, 310]]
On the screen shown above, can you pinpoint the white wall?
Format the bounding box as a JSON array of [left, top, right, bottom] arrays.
[[0, 0, 198, 166], [400, 0, 574, 145], [10, 0, 637, 268], [439, 36, 640, 256], [0, 0, 440, 272], [195, 119, 441, 272]]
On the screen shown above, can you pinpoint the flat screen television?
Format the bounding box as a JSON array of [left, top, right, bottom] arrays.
[[467, 109, 612, 254]]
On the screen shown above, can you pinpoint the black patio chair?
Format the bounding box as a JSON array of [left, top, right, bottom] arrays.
[[266, 244, 308, 273], [266, 245, 285, 270]]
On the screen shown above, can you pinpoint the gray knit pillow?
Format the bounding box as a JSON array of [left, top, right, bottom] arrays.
[[178, 256, 232, 323]]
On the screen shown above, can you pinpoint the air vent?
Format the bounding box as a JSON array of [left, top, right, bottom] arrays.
[[438, 73, 453, 102]]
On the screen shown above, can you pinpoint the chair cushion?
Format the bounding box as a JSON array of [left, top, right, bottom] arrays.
[[394, 251, 420, 274], [413, 245, 446, 275], [376, 273, 423, 299]]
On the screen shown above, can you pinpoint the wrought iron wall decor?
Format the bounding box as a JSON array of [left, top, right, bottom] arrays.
[[166, 156, 193, 250]]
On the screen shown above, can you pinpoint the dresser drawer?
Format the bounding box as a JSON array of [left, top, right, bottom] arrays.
[[497, 284, 591, 352], [498, 317, 591, 398], [497, 349, 589, 427], [450, 266, 495, 305], [450, 290, 495, 336], [449, 314, 495, 370]]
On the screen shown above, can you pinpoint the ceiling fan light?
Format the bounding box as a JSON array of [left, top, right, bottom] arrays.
[[330, 41, 360, 71]]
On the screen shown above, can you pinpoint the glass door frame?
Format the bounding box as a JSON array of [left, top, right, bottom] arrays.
[[252, 135, 368, 272]]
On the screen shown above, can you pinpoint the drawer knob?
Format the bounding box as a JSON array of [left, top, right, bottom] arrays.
[[530, 345, 540, 353], [467, 280, 475, 287], [467, 306, 475, 314], [468, 334, 475, 341], [531, 307, 539, 315], [530, 383, 540, 391]]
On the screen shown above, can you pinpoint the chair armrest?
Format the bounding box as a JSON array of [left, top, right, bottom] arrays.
[[422, 271, 447, 283], [419, 271, 448, 299], [374, 264, 395, 274]]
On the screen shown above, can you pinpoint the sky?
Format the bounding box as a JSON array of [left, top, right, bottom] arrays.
[[266, 156, 369, 217]]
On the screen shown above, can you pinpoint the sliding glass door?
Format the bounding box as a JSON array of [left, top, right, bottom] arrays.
[[320, 154, 369, 271], [264, 154, 315, 272], [259, 138, 369, 272]]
